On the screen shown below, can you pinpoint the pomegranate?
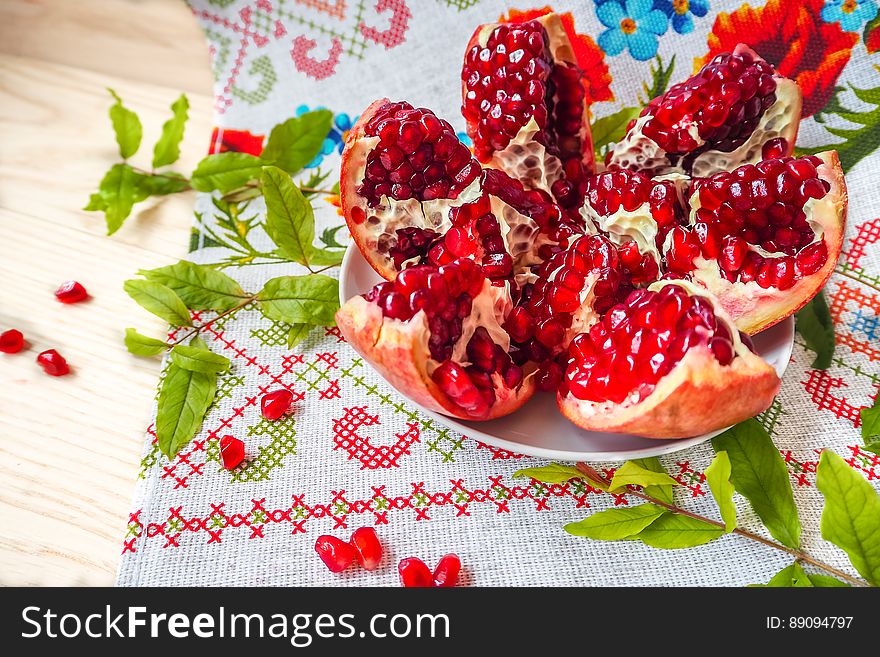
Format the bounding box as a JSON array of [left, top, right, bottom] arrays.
[[350, 527, 383, 571], [219, 435, 245, 470], [335, 258, 534, 421], [398, 554, 462, 587], [36, 349, 69, 376], [606, 44, 802, 177], [315, 535, 358, 573], [0, 329, 24, 354], [461, 12, 593, 191], [341, 99, 547, 282], [558, 281, 780, 438], [54, 281, 89, 304], [666, 152, 847, 334], [261, 389, 293, 420]]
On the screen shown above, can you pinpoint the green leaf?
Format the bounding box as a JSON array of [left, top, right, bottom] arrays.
[[261, 166, 315, 266], [135, 172, 190, 196], [170, 344, 230, 375], [138, 260, 248, 311], [806, 573, 851, 587], [152, 94, 189, 168], [591, 106, 641, 156], [759, 562, 814, 587], [191, 152, 264, 193], [98, 163, 144, 235], [608, 460, 679, 491], [712, 419, 801, 549], [640, 55, 675, 104], [156, 362, 217, 459], [308, 248, 345, 267], [320, 225, 347, 249], [513, 463, 588, 485], [636, 513, 724, 549], [816, 450, 880, 586], [260, 110, 333, 175], [564, 504, 667, 540], [84, 193, 107, 212], [287, 323, 312, 349], [123, 279, 193, 326], [257, 275, 339, 325], [860, 396, 880, 456], [704, 451, 737, 532], [795, 290, 835, 369], [107, 88, 142, 159], [124, 328, 167, 357], [630, 457, 674, 504]]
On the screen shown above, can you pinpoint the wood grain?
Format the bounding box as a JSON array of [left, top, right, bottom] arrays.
[[0, 0, 213, 585]]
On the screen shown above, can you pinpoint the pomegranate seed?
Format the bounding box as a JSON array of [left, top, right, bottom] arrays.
[[398, 557, 434, 587], [350, 527, 383, 571], [315, 535, 358, 573], [54, 280, 88, 304], [433, 554, 462, 587], [36, 349, 69, 376], [261, 389, 293, 420], [0, 329, 24, 354], [219, 435, 245, 469]]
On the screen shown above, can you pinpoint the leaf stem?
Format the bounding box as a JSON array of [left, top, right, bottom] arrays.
[[299, 186, 337, 196], [574, 462, 868, 587], [131, 166, 192, 187], [169, 295, 258, 347]]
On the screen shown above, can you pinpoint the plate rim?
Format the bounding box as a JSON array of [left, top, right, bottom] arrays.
[[339, 244, 794, 462]]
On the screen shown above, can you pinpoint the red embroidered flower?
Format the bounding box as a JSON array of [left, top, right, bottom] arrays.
[[208, 127, 265, 156], [697, 0, 857, 117], [502, 6, 614, 106]]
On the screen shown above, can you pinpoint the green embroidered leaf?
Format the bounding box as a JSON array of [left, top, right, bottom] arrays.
[[759, 562, 814, 587], [261, 166, 314, 266], [138, 260, 248, 311], [513, 463, 588, 485], [640, 54, 675, 105], [257, 275, 339, 326], [152, 94, 189, 168], [124, 328, 167, 357], [299, 168, 333, 198], [795, 290, 835, 369], [156, 361, 217, 460], [191, 152, 264, 193], [630, 457, 674, 504], [816, 450, 880, 586], [107, 88, 142, 159], [260, 110, 333, 175], [287, 323, 312, 349], [636, 513, 724, 549], [320, 225, 347, 249], [135, 172, 190, 196], [705, 451, 737, 532], [170, 344, 230, 375], [608, 460, 679, 491], [859, 396, 880, 456], [308, 248, 345, 267], [564, 504, 667, 540], [712, 419, 801, 549], [123, 279, 193, 326], [99, 163, 146, 235], [591, 106, 641, 156]]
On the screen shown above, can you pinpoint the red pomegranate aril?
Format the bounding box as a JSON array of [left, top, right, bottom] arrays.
[[55, 280, 88, 304], [350, 527, 383, 571], [0, 329, 24, 354], [433, 554, 462, 587], [399, 557, 434, 587], [315, 535, 358, 573], [504, 306, 535, 342], [261, 389, 294, 421], [219, 434, 245, 469], [535, 360, 562, 392], [796, 240, 828, 275], [762, 137, 788, 160], [36, 349, 69, 376]]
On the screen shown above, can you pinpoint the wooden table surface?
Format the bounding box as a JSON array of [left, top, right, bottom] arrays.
[[0, 0, 214, 585]]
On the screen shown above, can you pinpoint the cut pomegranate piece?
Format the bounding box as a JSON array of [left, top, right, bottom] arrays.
[[260, 389, 293, 421], [558, 282, 779, 438], [315, 535, 358, 573], [219, 435, 245, 469], [341, 99, 545, 282], [670, 152, 847, 334], [36, 349, 69, 376], [350, 527, 382, 571], [54, 281, 89, 304], [336, 258, 535, 420], [432, 553, 462, 587], [0, 329, 24, 354], [398, 557, 434, 587], [462, 11, 593, 191], [607, 44, 801, 177]]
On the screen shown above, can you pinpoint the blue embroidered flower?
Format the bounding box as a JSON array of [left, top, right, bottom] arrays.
[[295, 104, 356, 168], [596, 0, 669, 61], [821, 0, 878, 32], [653, 0, 710, 34]]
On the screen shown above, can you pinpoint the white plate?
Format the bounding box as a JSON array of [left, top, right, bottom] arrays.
[[339, 245, 794, 461]]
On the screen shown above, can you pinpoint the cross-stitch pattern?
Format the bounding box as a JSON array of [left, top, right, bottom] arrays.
[[119, 0, 880, 587]]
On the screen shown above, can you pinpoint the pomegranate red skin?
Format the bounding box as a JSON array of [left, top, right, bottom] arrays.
[[336, 295, 534, 421], [0, 329, 25, 354]]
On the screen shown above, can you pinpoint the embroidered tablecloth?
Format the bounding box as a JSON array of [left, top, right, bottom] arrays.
[[117, 0, 880, 587]]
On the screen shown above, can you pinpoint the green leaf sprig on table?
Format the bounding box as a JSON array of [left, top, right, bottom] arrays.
[[516, 419, 879, 587]]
